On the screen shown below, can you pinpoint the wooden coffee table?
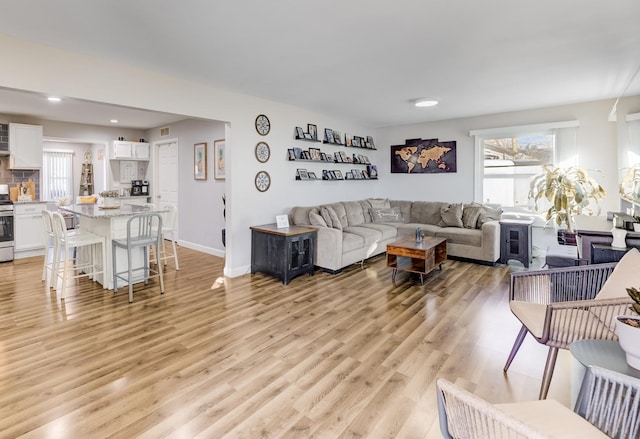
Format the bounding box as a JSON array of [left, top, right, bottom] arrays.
[[386, 236, 447, 284]]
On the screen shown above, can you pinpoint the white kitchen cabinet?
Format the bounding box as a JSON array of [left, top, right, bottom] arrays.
[[111, 141, 150, 160], [15, 203, 46, 256], [133, 142, 150, 160], [111, 141, 133, 159], [9, 123, 43, 169]]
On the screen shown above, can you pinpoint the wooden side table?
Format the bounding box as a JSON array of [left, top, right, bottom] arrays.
[[500, 219, 533, 267], [250, 223, 316, 285]]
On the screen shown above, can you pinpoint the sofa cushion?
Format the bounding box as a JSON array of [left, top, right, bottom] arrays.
[[439, 203, 463, 227], [289, 206, 314, 226], [390, 200, 412, 224], [342, 232, 364, 253], [309, 210, 327, 227], [326, 207, 343, 230], [343, 200, 366, 226], [320, 207, 333, 228], [357, 223, 397, 240], [324, 202, 349, 228], [411, 201, 449, 225], [360, 199, 373, 223], [371, 207, 403, 223], [596, 248, 640, 299], [368, 198, 390, 209], [435, 227, 482, 246], [344, 226, 383, 247], [478, 204, 503, 226], [462, 203, 483, 229]]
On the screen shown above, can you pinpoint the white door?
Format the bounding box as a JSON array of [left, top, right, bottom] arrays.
[[154, 139, 179, 239]]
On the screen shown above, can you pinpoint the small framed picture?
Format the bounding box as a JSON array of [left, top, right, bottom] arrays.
[[367, 164, 378, 179], [293, 147, 302, 159], [352, 136, 361, 147], [345, 133, 353, 147], [334, 153, 342, 163], [309, 147, 321, 160], [322, 170, 330, 180], [194, 142, 207, 180], [297, 168, 309, 180], [326, 153, 334, 162], [308, 124, 318, 140], [324, 128, 334, 143], [276, 214, 290, 229], [345, 171, 353, 180], [304, 133, 312, 140], [288, 148, 296, 160], [340, 151, 348, 161], [333, 130, 342, 144], [334, 170, 343, 179], [308, 171, 317, 180], [320, 152, 327, 161], [295, 127, 304, 139], [366, 136, 375, 148], [303, 150, 311, 160]]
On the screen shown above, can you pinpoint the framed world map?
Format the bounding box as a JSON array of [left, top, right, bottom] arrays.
[[390, 138, 457, 174]]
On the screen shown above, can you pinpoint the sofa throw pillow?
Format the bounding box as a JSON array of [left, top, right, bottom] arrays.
[[370, 207, 403, 223], [326, 206, 343, 230], [596, 248, 640, 299], [309, 211, 328, 227], [439, 203, 464, 228], [477, 205, 503, 227], [320, 207, 333, 228], [462, 203, 483, 229]]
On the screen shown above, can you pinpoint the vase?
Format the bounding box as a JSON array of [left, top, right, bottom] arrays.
[[616, 316, 640, 369], [611, 227, 627, 249], [104, 197, 115, 207]]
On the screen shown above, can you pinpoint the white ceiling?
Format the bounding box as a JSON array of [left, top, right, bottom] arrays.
[[0, 0, 639, 129]]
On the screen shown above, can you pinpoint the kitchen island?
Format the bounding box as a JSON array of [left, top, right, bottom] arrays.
[[59, 203, 168, 290]]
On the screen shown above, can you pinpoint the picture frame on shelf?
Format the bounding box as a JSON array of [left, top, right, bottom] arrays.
[[194, 142, 207, 180], [287, 148, 296, 160], [345, 171, 353, 180], [326, 153, 334, 162], [345, 133, 353, 147], [325, 128, 334, 143], [366, 136, 375, 148], [308, 171, 317, 180], [293, 147, 302, 159], [334, 170, 343, 179], [334, 153, 342, 163], [320, 152, 327, 161], [352, 136, 361, 147], [303, 150, 311, 160], [304, 133, 312, 140], [367, 164, 378, 179], [275, 214, 290, 229], [297, 168, 309, 180], [322, 170, 330, 180], [308, 124, 318, 140], [214, 139, 225, 180], [340, 151, 348, 162], [309, 147, 321, 160], [333, 130, 342, 144], [295, 127, 304, 139]]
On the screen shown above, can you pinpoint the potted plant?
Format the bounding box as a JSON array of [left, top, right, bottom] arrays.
[[99, 190, 119, 207], [616, 287, 640, 369], [529, 165, 606, 234]]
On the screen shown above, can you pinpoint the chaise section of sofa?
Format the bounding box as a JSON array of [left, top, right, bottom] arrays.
[[288, 198, 501, 272]]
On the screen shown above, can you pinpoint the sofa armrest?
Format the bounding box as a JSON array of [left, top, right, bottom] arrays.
[[480, 220, 501, 262], [313, 226, 343, 270]]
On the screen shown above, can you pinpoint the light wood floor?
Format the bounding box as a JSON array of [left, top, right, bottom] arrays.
[[0, 248, 572, 438]]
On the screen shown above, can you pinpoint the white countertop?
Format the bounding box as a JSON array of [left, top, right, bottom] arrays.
[[59, 203, 166, 219]]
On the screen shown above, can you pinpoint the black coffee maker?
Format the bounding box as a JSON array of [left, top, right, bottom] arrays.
[[141, 181, 149, 196], [131, 180, 143, 196]]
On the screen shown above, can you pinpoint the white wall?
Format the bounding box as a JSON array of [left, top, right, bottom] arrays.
[[374, 96, 640, 216], [0, 33, 379, 277]]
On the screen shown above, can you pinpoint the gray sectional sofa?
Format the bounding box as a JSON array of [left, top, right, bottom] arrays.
[[288, 198, 502, 272]]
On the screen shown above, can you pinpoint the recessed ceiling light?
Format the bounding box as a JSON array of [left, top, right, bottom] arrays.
[[415, 99, 439, 107], [47, 96, 61, 102], [110, 119, 119, 124]]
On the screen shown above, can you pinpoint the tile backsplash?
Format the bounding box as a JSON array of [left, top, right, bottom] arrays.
[[0, 157, 40, 198]]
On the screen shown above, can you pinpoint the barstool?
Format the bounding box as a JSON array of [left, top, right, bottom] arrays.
[[50, 212, 106, 299], [41, 210, 57, 289], [159, 204, 179, 270], [112, 213, 164, 303]]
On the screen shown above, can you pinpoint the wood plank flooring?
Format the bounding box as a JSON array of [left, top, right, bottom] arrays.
[[0, 248, 572, 438]]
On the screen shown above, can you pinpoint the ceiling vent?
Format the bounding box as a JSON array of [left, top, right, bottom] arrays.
[[160, 126, 170, 137]]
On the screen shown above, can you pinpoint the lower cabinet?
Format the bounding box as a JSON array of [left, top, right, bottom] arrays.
[[250, 224, 316, 284], [15, 203, 47, 257]]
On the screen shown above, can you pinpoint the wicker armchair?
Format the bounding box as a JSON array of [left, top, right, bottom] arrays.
[[574, 366, 640, 439], [436, 378, 608, 438], [503, 262, 634, 399]]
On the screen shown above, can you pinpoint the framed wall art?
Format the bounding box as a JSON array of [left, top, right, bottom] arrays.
[[214, 139, 226, 180], [194, 142, 208, 180]]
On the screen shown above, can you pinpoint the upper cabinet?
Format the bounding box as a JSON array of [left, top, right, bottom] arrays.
[[9, 123, 43, 169], [111, 141, 150, 161]]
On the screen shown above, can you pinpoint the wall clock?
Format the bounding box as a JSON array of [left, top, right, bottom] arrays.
[[255, 171, 271, 192], [255, 141, 270, 163], [255, 114, 270, 136]]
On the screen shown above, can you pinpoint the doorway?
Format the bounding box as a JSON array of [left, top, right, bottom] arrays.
[[153, 138, 179, 241]]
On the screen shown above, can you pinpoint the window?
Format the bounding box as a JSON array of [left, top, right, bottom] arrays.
[[483, 134, 554, 208], [470, 121, 579, 212], [42, 151, 74, 201]]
